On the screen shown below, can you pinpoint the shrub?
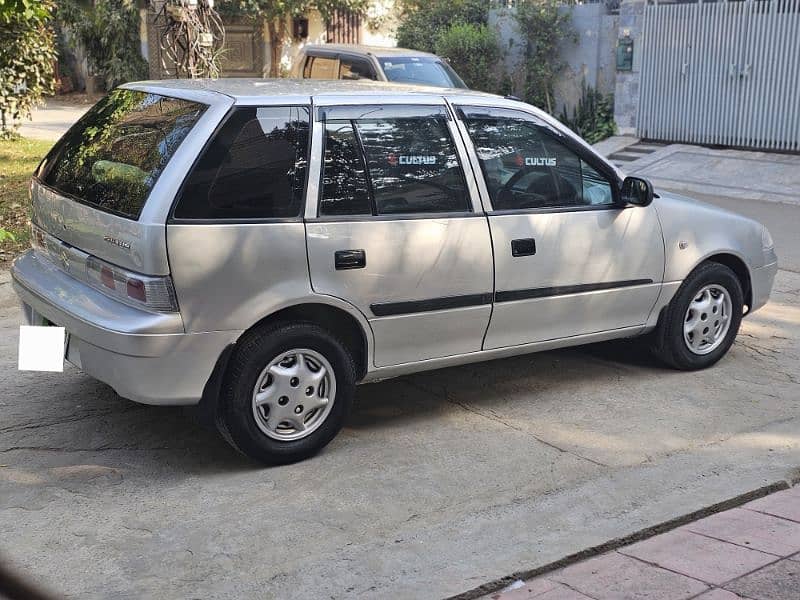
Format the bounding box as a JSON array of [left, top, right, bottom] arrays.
[[396, 0, 505, 93], [434, 23, 501, 93], [396, 0, 488, 53], [515, 0, 574, 114], [559, 80, 616, 144], [0, 0, 57, 136]]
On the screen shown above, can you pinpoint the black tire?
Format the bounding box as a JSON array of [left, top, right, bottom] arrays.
[[216, 322, 356, 465], [651, 262, 744, 370]]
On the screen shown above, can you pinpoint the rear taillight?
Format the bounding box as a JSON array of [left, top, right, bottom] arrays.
[[86, 255, 178, 312], [31, 222, 178, 313]]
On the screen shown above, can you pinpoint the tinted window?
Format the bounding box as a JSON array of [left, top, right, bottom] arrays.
[[38, 89, 205, 220], [358, 116, 469, 214], [339, 56, 376, 80], [174, 106, 310, 220], [309, 56, 337, 79], [319, 107, 470, 216], [460, 109, 614, 210], [379, 57, 467, 88], [320, 121, 372, 216]]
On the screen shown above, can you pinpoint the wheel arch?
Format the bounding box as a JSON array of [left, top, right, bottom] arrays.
[[197, 298, 373, 427], [243, 302, 372, 381], [702, 252, 753, 312]]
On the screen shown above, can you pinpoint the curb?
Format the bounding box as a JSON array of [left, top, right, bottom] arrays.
[[446, 478, 797, 600]]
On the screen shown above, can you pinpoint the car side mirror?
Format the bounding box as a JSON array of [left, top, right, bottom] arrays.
[[620, 176, 654, 207]]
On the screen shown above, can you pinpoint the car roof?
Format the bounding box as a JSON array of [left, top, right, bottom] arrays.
[[125, 78, 497, 101], [300, 44, 439, 58]]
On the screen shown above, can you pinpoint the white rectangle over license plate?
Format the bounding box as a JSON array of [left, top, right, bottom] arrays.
[[18, 325, 66, 372]]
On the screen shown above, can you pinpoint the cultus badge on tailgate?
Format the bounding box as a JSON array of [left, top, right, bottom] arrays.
[[103, 235, 132, 251]]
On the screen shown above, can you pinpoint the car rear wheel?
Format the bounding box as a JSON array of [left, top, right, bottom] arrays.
[[217, 322, 356, 465], [651, 262, 744, 370]]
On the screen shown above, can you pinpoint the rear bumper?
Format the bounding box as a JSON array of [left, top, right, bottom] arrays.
[[750, 260, 778, 314], [12, 250, 240, 405]]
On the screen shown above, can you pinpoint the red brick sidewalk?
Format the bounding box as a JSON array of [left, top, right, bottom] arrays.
[[484, 485, 800, 600]]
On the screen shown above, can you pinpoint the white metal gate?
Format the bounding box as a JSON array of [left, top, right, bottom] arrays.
[[638, 0, 800, 151]]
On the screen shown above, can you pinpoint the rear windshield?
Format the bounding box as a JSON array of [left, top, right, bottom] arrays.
[[37, 89, 206, 220], [379, 57, 467, 89]]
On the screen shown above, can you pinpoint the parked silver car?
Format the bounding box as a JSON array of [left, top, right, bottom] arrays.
[[12, 79, 777, 464], [292, 44, 468, 88]]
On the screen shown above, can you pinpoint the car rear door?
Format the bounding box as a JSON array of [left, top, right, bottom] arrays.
[[454, 104, 665, 349], [305, 101, 493, 367]]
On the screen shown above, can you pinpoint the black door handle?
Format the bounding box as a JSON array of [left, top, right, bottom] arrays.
[[335, 249, 366, 270], [511, 238, 536, 257]]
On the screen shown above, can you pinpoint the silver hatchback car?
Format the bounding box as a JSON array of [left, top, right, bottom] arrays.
[[12, 79, 777, 464]]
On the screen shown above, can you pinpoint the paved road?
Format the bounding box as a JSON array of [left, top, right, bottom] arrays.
[[1, 197, 798, 600], [16, 100, 89, 141]]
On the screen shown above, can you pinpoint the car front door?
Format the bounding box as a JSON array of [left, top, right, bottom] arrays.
[[305, 103, 493, 367], [454, 104, 665, 349]]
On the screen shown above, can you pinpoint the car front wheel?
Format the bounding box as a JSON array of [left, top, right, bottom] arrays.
[[217, 322, 356, 465], [651, 262, 744, 370]]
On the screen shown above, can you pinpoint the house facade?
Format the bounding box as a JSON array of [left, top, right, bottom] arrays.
[[143, 1, 397, 79]]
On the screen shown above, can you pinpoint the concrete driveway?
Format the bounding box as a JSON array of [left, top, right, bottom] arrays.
[[16, 100, 90, 141], [1, 167, 799, 598]]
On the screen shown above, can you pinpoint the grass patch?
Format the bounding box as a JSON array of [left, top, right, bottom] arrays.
[[0, 137, 54, 264]]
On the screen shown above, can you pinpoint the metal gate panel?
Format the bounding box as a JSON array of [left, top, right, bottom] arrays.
[[639, 0, 800, 152]]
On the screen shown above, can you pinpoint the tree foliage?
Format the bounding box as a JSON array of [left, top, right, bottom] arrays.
[[220, 0, 370, 77], [395, 0, 487, 53], [58, 0, 148, 90], [0, 0, 56, 136], [514, 0, 574, 114], [559, 79, 616, 144], [434, 23, 502, 92], [394, 0, 506, 93]]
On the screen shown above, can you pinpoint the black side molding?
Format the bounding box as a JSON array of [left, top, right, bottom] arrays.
[[495, 279, 654, 303], [371, 293, 493, 317], [368, 279, 654, 317]]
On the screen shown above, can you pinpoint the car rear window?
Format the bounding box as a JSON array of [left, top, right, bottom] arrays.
[[36, 88, 206, 220]]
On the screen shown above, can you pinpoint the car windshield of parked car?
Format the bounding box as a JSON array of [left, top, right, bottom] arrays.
[[379, 57, 467, 88], [37, 88, 206, 220]]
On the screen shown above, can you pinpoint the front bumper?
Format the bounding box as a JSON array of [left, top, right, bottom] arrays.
[[750, 259, 778, 314], [12, 250, 239, 405]]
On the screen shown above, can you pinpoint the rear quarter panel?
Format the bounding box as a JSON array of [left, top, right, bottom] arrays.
[[167, 223, 311, 333]]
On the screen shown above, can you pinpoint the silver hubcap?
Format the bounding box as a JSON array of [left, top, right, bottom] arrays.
[[251, 348, 335, 441], [683, 284, 732, 355]]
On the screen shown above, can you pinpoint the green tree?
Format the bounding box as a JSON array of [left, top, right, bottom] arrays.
[[394, 0, 505, 93], [221, 0, 370, 78], [58, 0, 148, 90], [0, 0, 57, 136], [434, 23, 501, 92], [514, 0, 574, 114], [395, 0, 487, 53], [558, 79, 616, 144]]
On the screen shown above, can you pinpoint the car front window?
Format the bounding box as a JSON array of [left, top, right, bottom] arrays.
[[378, 57, 467, 89]]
